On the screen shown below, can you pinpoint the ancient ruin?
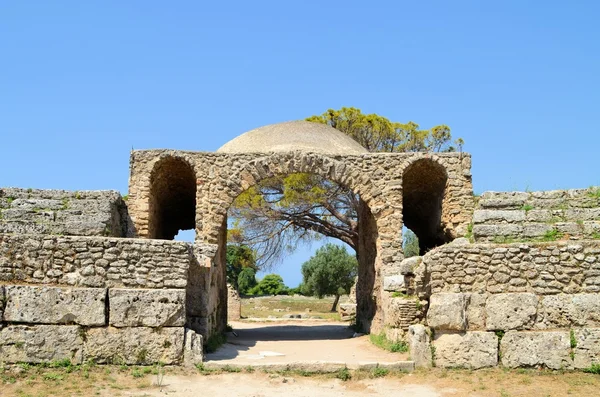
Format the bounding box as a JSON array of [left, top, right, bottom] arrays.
[[1, 120, 599, 369]]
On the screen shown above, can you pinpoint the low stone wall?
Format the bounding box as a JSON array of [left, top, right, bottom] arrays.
[[473, 188, 600, 242], [0, 234, 206, 365], [0, 234, 191, 288], [413, 240, 600, 370], [0, 188, 129, 237], [424, 240, 600, 294], [0, 284, 202, 365]]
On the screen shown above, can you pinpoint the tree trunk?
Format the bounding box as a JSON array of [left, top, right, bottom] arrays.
[[331, 294, 340, 312]]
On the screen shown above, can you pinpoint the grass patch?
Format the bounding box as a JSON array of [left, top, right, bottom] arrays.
[[241, 295, 343, 321], [336, 367, 351, 381], [371, 366, 389, 378], [583, 363, 600, 374], [587, 187, 600, 198], [369, 332, 408, 353], [541, 228, 561, 242], [521, 204, 534, 212]]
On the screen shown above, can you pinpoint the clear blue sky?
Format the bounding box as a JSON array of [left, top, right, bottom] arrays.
[[2, 1, 599, 287]]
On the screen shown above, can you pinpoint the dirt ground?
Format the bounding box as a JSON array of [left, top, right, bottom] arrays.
[[3, 366, 600, 397], [205, 320, 408, 366]]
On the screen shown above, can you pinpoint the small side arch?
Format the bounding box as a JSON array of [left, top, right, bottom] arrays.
[[401, 156, 449, 254], [148, 155, 197, 240]]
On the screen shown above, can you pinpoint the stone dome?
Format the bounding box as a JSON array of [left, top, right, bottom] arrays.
[[217, 120, 368, 155]]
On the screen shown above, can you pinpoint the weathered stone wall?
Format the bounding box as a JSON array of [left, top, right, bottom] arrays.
[[473, 188, 600, 243], [0, 233, 205, 365], [127, 150, 474, 336], [415, 240, 600, 370], [0, 188, 129, 237], [0, 234, 190, 288], [424, 241, 600, 294], [227, 284, 241, 322]]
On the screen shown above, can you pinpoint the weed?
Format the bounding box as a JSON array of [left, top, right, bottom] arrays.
[[336, 367, 351, 381], [132, 369, 144, 378], [122, 194, 129, 201], [521, 204, 534, 212], [570, 329, 577, 349], [42, 372, 63, 382], [14, 342, 24, 349], [587, 187, 600, 198], [245, 366, 255, 373], [222, 365, 241, 373], [135, 348, 148, 364], [391, 292, 408, 298], [431, 345, 437, 367], [369, 332, 408, 353], [583, 363, 600, 374], [592, 233, 600, 239], [371, 366, 389, 378], [542, 228, 561, 242], [465, 223, 474, 241]]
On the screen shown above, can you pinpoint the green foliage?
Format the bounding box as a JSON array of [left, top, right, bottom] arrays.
[[391, 291, 408, 298], [583, 363, 600, 374], [336, 367, 351, 381], [226, 244, 257, 291], [369, 332, 408, 353], [306, 107, 461, 153], [521, 204, 534, 212], [593, 232, 600, 239], [542, 228, 561, 242], [587, 187, 600, 198], [300, 243, 357, 311], [465, 223, 474, 241], [249, 274, 287, 296], [371, 366, 389, 378], [570, 329, 577, 360], [237, 267, 258, 294], [222, 365, 241, 373], [402, 228, 420, 258]]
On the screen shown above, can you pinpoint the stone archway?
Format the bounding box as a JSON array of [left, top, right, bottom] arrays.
[[211, 153, 381, 333], [401, 157, 449, 254], [148, 155, 197, 240]]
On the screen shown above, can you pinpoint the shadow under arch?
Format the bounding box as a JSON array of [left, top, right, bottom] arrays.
[[402, 157, 449, 255], [213, 153, 380, 334], [148, 155, 197, 240]]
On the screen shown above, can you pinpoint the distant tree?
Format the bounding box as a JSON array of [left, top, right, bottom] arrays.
[[226, 244, 257, 291], [301, 243, 358, 312], [402, 229, 420, 258], [249, 273, 287, 295], [237, 267, 257, 294]]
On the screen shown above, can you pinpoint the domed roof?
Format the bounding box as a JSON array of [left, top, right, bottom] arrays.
[[217, 120, 368, 155]]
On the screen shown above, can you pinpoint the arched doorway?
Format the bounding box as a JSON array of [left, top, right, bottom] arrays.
[[402, 158, 449, 255], [148, 156, 196, 240]]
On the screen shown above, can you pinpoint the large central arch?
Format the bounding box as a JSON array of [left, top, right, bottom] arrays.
[[210, 153, 382, 334]]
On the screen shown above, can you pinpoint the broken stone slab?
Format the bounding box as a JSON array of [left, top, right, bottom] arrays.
[[4, 285, 106, 326], [473, 210, 526, 224], [485, 293, 538, 331], [573, 328, 600, 369], [536, 294, 600, 329], [500, 331, 572, 370], [109, 288, 185, 327], [183, 328, 204, 366], [383, 275, 405, 292], [338, 303, 356, 321], [465, 293, 487, 330], [408, 324, 432, 368], [84, 326, 184, 365], [427, 293, 467, 331], [0, 324, 84, 364], [433, 331, 498, 369]]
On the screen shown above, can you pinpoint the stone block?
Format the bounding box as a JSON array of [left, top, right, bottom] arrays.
[[109, 288, 185, 327], [386, 297, 421, 329], [4, 286, 106, 326], [537, 294, 600, 329], [227, 284, 241, 322], [408, 324, 432, 368], [383, 275, 405, 292], [573, 328, 600, 369], [338, 303, 356, 321], [183, 328, 204, 366], [433, 331, 498, 369], [0, 325, 84, 364], [473, 210, 525, 224], [84, 327, 184, 365], [427, 293, 467, 331], [466, 293, 487, 330], [500, 331, 572, 369], [486, 293, 538, 331], [399, 256, 421, 275]]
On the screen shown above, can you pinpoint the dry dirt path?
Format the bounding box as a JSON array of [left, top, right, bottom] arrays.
[[204, 320, 409, 367]]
